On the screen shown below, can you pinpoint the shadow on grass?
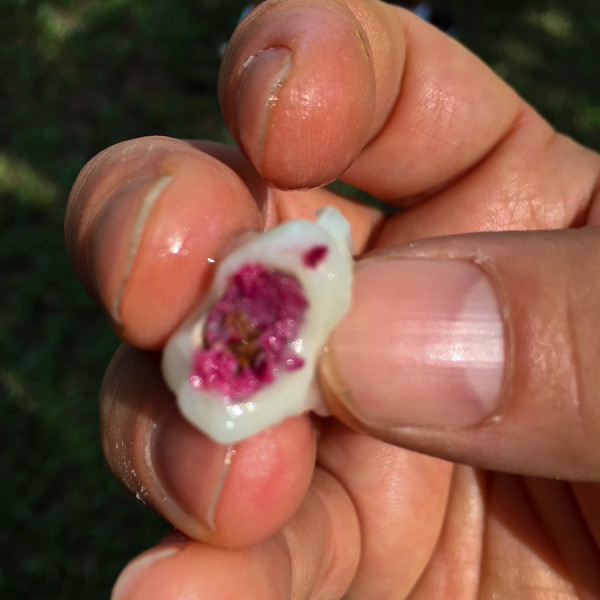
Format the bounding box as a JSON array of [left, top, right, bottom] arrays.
[[0, 0, 598, 598]]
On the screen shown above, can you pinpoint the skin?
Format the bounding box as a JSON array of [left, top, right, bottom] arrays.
[[64, 1, 600, 598]]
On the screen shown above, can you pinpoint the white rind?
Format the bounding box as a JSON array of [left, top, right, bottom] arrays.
[[162, 207, 353, 444]]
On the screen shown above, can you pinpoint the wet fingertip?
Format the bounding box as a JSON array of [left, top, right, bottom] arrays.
[[90, 145, 263, 349]]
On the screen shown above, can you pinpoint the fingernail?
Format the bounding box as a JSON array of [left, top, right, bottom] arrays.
[[324, 259, 506, 428], [93, 174, 172, 324], [151, 407, 236, 532], [111, 545, 183, 600], [236, 47, 292, 172], [111, 175, 172, 323]]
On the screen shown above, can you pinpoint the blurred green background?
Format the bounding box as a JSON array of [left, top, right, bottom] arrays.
[[0, 0, 598, 597]]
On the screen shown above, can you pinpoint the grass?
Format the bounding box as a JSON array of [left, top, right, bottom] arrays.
[[0, 1, 598, 598], [1, 1, 248, 597]]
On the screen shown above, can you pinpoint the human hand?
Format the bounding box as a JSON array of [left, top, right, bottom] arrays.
[[65, 1, 600, 598]]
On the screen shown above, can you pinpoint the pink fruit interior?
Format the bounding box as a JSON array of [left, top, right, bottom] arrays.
[[190, 264, 308, 400], [303, 244, 328, 268]]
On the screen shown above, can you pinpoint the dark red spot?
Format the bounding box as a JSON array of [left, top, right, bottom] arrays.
[[190, 264, 307, 400], [303, 245, 328, 268]]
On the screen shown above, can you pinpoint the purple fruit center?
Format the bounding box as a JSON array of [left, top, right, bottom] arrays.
[[190, 264, 307, 400], [303, 244, 328, 268]]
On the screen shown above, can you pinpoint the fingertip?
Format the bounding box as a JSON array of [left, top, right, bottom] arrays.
[[102, 345, 317, 548], [107, 149, 261, 348], [151, 410, 316, 547], [220, 1, 377, 189], [69, 137, 262, 349]]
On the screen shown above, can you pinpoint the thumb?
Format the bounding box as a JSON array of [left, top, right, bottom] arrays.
[[321, 227, 600, 480]]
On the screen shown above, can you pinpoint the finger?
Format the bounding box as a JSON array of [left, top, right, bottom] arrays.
[[101, 344, 316, 547], [374, 117, 600, 243], [65, 136, 261, 348], [111, 469, 360, 600], [220, 0, 520, 196], [219, 0, 382, 189], [315, 420, 452, 598], [110, 536, 294, 600], [322, 226, 600, 480], [111, 434, 451, 600], [66, 136, 380, 349], [410, 470, 600, 598]]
